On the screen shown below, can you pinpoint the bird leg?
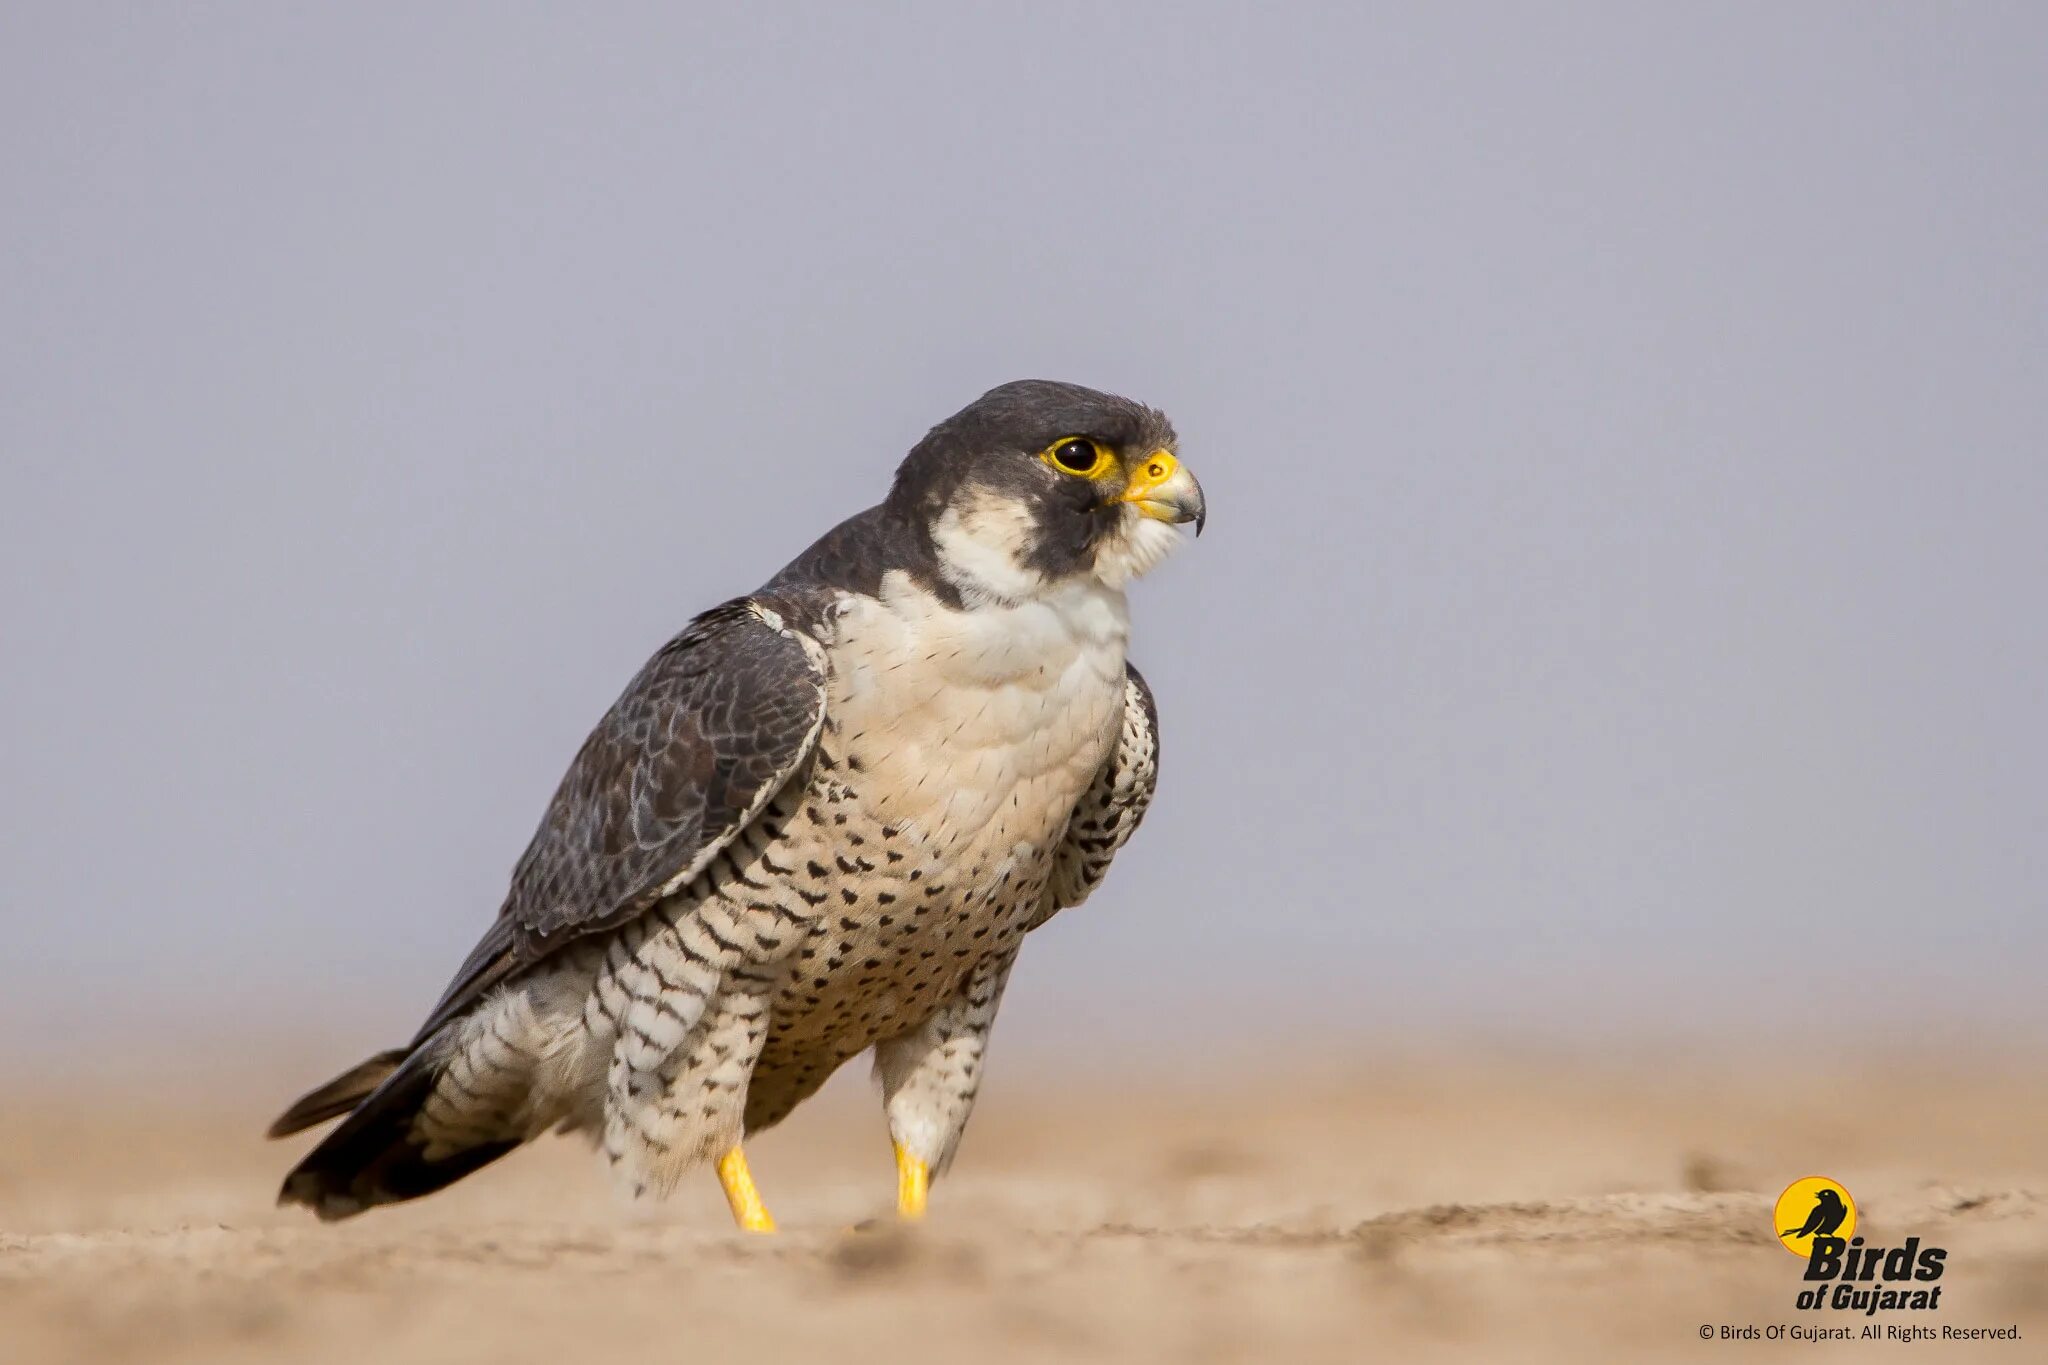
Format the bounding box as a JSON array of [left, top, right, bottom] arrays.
[[874, 952, 1019, 1223], [894, 1141, 930, 1220], [716, 1146, 776, 1233]]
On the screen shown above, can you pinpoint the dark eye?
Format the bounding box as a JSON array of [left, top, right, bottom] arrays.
[[1052, 439, 1098, 473]]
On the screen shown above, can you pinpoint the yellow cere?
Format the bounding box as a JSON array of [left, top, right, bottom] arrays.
[[1121, 450, 1180, 497]]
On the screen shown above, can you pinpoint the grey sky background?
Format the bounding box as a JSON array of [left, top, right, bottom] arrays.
[[4, 4, 2044, 1071]]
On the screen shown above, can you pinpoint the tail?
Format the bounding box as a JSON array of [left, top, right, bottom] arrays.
[[267, 1031, 519, 1220], [269, 1050, 407, 1138]]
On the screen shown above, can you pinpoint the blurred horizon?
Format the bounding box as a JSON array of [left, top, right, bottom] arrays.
[[4, 3, 2045, 1070]]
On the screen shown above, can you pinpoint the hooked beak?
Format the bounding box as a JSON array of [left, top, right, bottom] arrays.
[[1118, 451, 1206, 536]]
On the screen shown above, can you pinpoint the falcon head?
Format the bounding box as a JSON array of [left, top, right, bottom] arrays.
[[888, 380, 1205, 599]]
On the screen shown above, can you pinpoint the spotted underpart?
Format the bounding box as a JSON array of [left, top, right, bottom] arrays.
[[396, 566, 1163, 1202], [1043, 668, 1160, 920], [272, 379, 1191, 1220]]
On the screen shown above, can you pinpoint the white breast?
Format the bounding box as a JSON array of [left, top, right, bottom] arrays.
[[824, 570, 1129, 845]]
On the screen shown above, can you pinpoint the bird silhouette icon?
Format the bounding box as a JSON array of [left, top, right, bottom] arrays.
[[1782, 1188, 1849, 1239]]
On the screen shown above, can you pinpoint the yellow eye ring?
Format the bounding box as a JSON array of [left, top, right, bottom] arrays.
[[1041, 436, 1114, 479]]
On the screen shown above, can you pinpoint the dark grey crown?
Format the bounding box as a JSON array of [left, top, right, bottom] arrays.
[[887, 380, 1176, 520]]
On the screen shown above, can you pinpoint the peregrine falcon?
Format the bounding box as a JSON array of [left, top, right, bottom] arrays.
[[269, 380, 1204, 1230]]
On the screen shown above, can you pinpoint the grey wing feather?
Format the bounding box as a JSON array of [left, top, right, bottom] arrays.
[[1036, 663, 1161, 926], [415, 598, 826, 1039]]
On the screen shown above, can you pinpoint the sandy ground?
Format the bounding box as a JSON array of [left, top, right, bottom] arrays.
[[1, 1048, 2043, 1363]]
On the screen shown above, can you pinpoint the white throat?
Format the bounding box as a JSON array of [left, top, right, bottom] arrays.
[[930, 494, 1187, 605], [930, 499, 1046, 605]]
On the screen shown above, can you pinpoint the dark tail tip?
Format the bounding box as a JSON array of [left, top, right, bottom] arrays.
[[281, 1137, 519, 1220], [274, 1030, 520, 1219]]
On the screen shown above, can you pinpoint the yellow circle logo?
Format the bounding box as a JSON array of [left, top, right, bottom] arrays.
[[1774, 1176, 1856, 1258]]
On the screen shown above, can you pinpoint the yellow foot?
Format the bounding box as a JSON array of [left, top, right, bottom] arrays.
[[894, 1141, 929, 1221], [716, 1146, 776, 1233]]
